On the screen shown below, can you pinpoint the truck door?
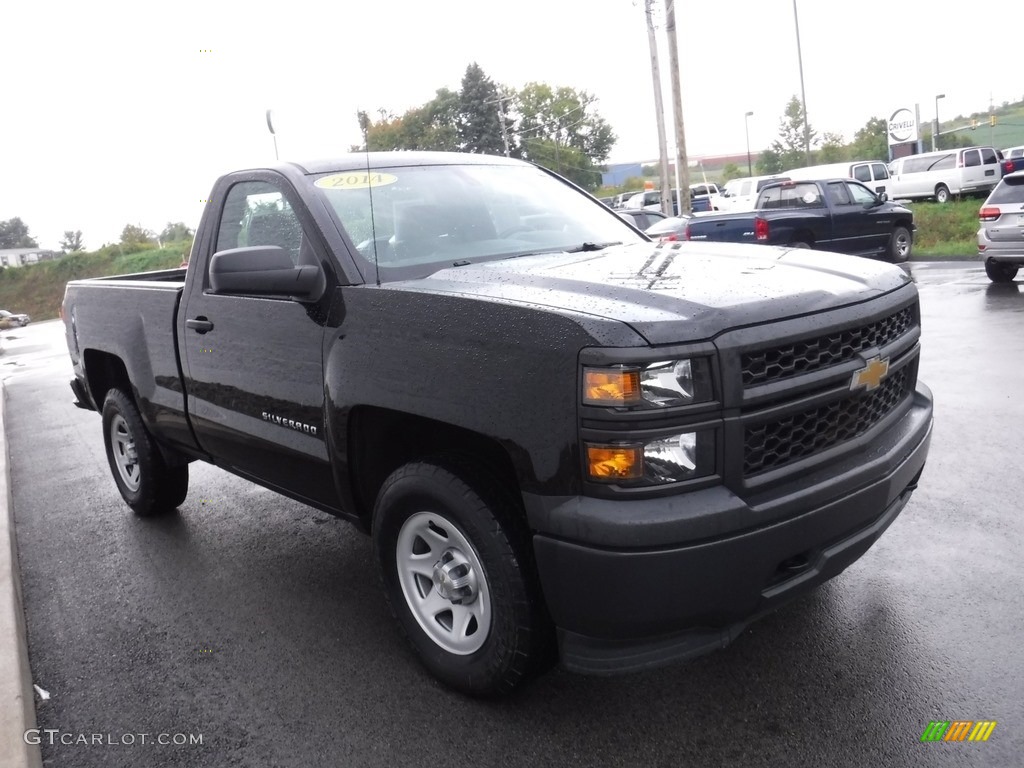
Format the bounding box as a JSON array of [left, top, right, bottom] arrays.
[[844, 181, 893, 254], [180, 175, 337, 507]]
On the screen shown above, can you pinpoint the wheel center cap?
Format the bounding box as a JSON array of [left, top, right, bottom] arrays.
[[431, 548, 478, 605]]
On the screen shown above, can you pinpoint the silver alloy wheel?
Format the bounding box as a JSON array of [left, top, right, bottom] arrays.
[[894, 230, 911, 259], [395, 511, 491, 655], [110, 414, 141, 492]]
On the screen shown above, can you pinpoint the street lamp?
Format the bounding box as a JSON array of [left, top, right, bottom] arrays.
[[744, 111, 754, 176], [933, 94, 945, 152], [266, 109, 279, 160]]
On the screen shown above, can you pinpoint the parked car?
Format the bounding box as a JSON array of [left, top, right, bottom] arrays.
[[888, 146, 1003, 203], [785, 160, 892, 197], [617, 209, 668, 231], [714, 175, 791, 212], [977, 170, 1024, 283], [623, 184, 717, 214], [685, 179, 914, 262], [998, 148, 1024, 176], [0, 309, 31, 329], [60, 151, 932, 696], [644, 215, 693, 241]]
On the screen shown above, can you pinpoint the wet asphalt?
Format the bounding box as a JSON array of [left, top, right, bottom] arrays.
[[5, 262, 1023, 767]]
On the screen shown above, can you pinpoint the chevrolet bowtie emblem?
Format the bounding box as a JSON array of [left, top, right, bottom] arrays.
[[851, 356, 890, 392]]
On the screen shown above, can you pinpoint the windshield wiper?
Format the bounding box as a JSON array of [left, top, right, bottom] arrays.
[[566, 241, 622, 253]]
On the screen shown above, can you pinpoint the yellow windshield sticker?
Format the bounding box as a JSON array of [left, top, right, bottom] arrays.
[[315, 172, 398, 190]]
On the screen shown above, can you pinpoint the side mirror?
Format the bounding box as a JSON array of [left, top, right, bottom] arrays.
[[209, 246, 324, 301], [878, 192, 889, 203]]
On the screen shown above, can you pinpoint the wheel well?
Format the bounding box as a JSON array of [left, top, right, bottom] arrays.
[[792, 230, 814, 246], [347, 407, 522, 529], [82, 350, 132, 409]]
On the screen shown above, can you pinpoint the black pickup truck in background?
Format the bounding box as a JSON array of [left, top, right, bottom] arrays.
[[684, 179, 916, 262], [62, 153, 933, 696]]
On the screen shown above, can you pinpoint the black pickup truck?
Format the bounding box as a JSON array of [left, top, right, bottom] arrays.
[[62, 152, 933, 696], [685, 179, 916, 262]]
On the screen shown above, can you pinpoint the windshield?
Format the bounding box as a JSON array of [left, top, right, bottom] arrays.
[[312, 162, 645, 281]]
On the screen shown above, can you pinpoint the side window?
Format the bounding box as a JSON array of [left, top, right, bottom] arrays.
[[827, 182, 852, 205], [981, 148, 997, 164], [739, 181, 752, 196], [215, 181, 303, 264], [932, 154, 956, 171], [846, 182, 877, 205], [871, 163, 890, 180], [963, 150, 981, 168], [853, 165, 871, 182]]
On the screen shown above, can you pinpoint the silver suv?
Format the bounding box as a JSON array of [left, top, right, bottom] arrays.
[[977, 170, 1024, 282]]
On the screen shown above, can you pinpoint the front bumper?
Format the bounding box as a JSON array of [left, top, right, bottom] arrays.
[[526, 384, 933, 675]]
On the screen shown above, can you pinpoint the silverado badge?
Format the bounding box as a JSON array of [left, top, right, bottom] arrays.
[[851, 356, 890, 392]]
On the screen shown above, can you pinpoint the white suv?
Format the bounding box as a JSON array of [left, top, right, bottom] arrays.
[[714, 175, 791, 212], [977, 170, 1024, 282]]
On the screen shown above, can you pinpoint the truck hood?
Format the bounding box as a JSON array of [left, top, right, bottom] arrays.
[[388, 241, 913, 344]]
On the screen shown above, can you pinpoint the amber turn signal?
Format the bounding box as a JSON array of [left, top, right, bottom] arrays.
[[586, 444, 643, 481], [583, 368, 641, 406]]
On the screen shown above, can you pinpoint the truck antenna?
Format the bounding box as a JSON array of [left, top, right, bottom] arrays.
[[361, 115, 381, 287]]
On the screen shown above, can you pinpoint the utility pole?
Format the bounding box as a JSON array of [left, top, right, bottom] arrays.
[[792, 0, 811, 165], [645, 0, 673, 217], [484, 91, 513, 157], [665, 0, 691, 215]]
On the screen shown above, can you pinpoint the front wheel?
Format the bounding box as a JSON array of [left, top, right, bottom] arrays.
[[985, 258, 1019, 283], [889, 226, 912, 263], [935, 184, 951, 204], [102, 389, 188, 516], [372, 459, 553, 697]]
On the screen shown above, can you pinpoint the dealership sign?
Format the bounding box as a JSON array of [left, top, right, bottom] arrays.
[[888, 108, 918, 146]]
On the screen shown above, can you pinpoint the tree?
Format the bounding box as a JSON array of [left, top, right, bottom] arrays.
[[458, 63, 510, 155], [159, 222, 194, 242], [514, 83, 616, 190], [120, 224, 153, 249], [817, 132, 847, 163], [720, 162, 744, 183], [769, 95, 818, 170], [0, 217, 38, 249], [60, 230, 84, 252], [756, 149, 783, 175], [359, 88, 461, 152], [848, 117, 888, 162]]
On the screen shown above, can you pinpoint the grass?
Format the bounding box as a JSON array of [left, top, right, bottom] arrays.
[[903, 199, 979, 259], [0, 241, 191, 322]]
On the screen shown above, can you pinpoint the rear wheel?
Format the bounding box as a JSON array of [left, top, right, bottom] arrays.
[[935, 184, 951, 203], [787, 240, 811, 249], [372, 458, 553, 697], [888, 226, 912, 263], [985, 258, 1019, 283], [102, 389, 188, 516]]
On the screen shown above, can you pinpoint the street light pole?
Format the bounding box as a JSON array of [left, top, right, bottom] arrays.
[[744, 111, 754, 175], [933, 93, 946, 151], [792, 0, 810, 165]]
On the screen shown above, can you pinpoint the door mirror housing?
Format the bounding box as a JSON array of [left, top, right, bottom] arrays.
[[209, 246, 325, 301], [877, 192, 888, 204]]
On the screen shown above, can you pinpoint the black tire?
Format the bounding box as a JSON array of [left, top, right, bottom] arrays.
[[372, 457, 553, 697], [888, 226, 913, 263], [985, 258, 1019, 283], [787, 240, 811, 249], [101, 389, 188, 516], [935, 184, 951, 204]]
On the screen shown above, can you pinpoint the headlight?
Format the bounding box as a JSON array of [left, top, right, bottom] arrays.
[[583, 358, 712, 408], [586, 430, 714, 485]]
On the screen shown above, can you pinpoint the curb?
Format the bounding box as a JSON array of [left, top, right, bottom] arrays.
[[0, 383, 43, 768]]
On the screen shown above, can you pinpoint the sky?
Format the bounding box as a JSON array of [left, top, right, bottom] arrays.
[[2, 0, 1021, 250]]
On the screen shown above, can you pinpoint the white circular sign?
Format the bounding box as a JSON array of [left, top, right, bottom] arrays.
[[888, 108, 917, 143]]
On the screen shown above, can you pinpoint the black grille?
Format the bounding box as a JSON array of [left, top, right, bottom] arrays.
[[742, 307, 914, 387], [744, 367, 910, 475]]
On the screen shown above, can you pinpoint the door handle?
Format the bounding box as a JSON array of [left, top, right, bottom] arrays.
[[186, 317, 214, 334]]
